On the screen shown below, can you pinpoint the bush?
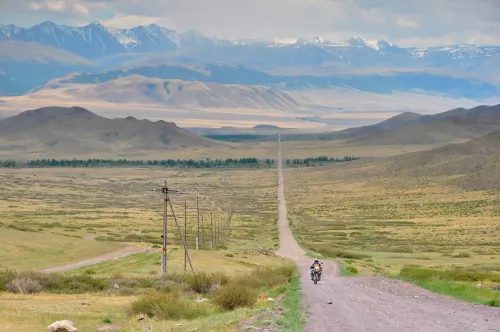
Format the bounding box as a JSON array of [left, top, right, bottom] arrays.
[[346, 266, 359, 275], [130, 293, 210, 319], [237, 265, 295, 290], [0, 270, 110, 294], [185, 272, 229, 294], [0, 270, 16, 291], [6, 277, 42, 294], [452, 252, 471, 258], [488, 299, 500, 307], [211, 283, 258, 310]]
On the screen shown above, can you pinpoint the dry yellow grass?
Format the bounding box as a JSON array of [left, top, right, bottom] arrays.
[[0, 291, 276, 332], [0, 160, 291, 331], [284, 154, 500, 275], [0, 165, 281, 272]]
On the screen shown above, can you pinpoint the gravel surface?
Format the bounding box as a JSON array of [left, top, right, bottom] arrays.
[[41, 245, 151, 273], [276, 138, 500, 332]]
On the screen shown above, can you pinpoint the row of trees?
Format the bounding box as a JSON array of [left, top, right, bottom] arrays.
[[0, 158, 272, 169], [0, 156, 359, 169], [286, 156, 360, 165]]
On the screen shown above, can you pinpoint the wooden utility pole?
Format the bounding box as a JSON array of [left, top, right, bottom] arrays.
[[201, 214, 205, 249], [184, 199, 187, 271], [161, 181, 168, 277], [210, 211, 214, 249], [196, 196, 200, 250], [168, 199, 195, 273]]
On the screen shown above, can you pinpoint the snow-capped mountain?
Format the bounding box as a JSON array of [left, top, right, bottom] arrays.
[[0, 21, 233, 58], [0, 21, 499, 97], [1, 21, 499, 73]]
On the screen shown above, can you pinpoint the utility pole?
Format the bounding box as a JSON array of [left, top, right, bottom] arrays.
[[184, 198, 187, 271], [219, 216, 222, 243], [161, 181, 169, 277], [201, 214, 205, 249], [168, 199, 195, 273], [210, 211, 214, 249], [196, 196, 200, 250]]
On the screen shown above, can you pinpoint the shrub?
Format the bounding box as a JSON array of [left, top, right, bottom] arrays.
[[185, 272, 229, 294], [0, 269, 16, 291], [211, 283, 258, 310], [452, 252, 471, 258], [130, 293, 210, 319], [225, 253, 234, 257], [6, 277, 42, 294], [346, 266, 359, 275], [236, 265, 295, 289], [488, 299, 500, 307]]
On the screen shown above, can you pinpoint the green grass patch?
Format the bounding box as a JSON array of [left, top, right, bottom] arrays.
[[276, 273, 304, 331], [399, 266, 500, 307]]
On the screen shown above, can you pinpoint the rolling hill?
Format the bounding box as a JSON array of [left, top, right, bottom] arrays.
[[0, 106, 223, 155], [343, 104, 500, 145], [380, 129, 500, 190]]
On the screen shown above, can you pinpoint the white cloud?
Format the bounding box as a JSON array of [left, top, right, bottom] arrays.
[[26, 0, 89, 17], [396, 16, 419, 29]]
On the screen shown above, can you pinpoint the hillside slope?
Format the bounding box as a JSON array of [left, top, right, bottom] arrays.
[[380, 130, 500, 190], [0, 106, 223, 154], [346, 104, 500, 145]]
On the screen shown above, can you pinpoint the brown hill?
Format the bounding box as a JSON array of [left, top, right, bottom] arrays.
[[348, 104, 500, 145], [335, 111, 423, 139], [0, 106, 223, 154], [382, 130, 500, 190]]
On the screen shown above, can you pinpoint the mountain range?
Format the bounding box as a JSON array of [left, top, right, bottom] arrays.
[[0, 20, 499, 125], [1, 21, 499, 74]]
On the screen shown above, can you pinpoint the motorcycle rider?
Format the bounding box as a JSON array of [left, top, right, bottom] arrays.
[[309, 259, 323, 280]]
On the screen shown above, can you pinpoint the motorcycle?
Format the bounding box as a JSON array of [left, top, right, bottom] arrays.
[[311, 265, 322, 284]]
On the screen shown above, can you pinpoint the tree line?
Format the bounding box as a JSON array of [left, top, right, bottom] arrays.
[[286, 156, 360, 166], [0, 158, 268, 168], [0, 156, 359, 169]]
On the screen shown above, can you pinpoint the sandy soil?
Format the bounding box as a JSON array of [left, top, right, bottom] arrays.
[[275, 135, 500, 332]]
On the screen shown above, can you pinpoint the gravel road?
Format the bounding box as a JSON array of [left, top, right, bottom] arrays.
[[41, 245, 151, 273], [276, 137, 500, 332]]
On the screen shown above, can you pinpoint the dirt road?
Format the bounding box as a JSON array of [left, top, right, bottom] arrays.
[[41, 245, 151, 273], [275, 137, 500, 332]]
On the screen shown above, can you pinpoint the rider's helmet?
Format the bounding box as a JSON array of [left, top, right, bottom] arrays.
[[314, 259, 319, 264]]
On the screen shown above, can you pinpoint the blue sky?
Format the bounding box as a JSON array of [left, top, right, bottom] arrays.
[[0, 0, 499, 47]]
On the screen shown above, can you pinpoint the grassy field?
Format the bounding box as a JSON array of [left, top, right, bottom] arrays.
[[0, 163, 300, 331], [283, 144, 500, 305], [0, 166, 280, 267]]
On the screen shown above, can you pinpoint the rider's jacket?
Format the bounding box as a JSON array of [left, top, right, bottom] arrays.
[[310, 263, 322, 270]]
